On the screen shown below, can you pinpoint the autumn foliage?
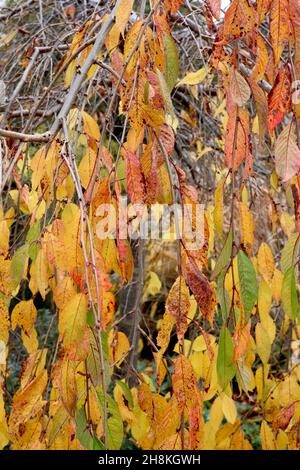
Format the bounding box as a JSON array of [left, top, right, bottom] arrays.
[[1, 0, 300, 451]]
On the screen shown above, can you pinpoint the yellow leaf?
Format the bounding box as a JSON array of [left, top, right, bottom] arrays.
[[255, 322, 271, 365], [54, 276, 77, 310], [157, 311, 175, 355], [143, 271, 162, 300], [239, 201, 254, 255], [176, 67, 207, 87], [81, 110, 100, 141], [60, 359, 77, 417], [0, 390, 9, 449], [0, 221, 9, 256], [257, 242, 275, 284], [261, 420, 276, 450], [78, 146, 97, 189], [59, 293, 88, 360], [34, 249, 49, 299], [221, 393, 237, 424], [22, 328, 39, 354], [271, 269, 283, 303], [258, 279, 272, 323], [11, 299, 37, 336], [276, 429, 288, 450], [10, 370, 48, 429], [109, 331, 130, 367], [115, 0, 134, 37], [0, 295, 10, 344], [210, 396, 224, 432]]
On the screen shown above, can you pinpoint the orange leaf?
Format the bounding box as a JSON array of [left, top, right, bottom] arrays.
[[223, 0, 257, 43], [172, 355, 199, 412], [270, 0, 289, 66], [126, 151, 146, 204], [184, 258, 216, 324], [268, 65, 291, 132], [166, 276, 190, 342]]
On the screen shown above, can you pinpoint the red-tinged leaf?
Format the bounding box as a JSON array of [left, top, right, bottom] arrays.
[[172, 355, 199, 412], [251, 35, 269, 81], [223, 0, 257, 43], [268, 66, 291, 132], [225, 106, 251, 170], [152, 125, 175, 166], [142, 143, 159, 204], [229, 68, 251, 107], [188, 402, 203, 450], [275, 122, 300, 181], [126, 151, 146, 204], [272, 403, 295, 431], [291, 176, 300, 235], [206, 0, 221, 20], [166, 276, 190, 342], [289, 0, 300, 29], [247, 76, 268, 144], [270, 0, 289, 66], [257, 0, 271, 22], [184, 258, 216, 325], [166, 0, 184, 14], [233, 321, 251, 361]]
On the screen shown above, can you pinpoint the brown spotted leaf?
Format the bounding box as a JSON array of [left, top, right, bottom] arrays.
[[166, 276, 190, 342], [184, 258, 216, 324]]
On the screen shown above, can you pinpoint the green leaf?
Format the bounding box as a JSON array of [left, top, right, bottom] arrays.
[[87, 331, 111, 387], [26, 221, 41, 261], [282, 266, 299, 319], [11, 244, 29, 289], [212, 229, 233, 280], [217, 326, 236, 390], [237, 250, 258, 322], [93, 436, 105, 450], [280, 233, 299, 273], [217, 270, 230, 321], [75, 407, 93, 450], [97, 389, 123, 450], [26, 221, 41, 243], [164, 33, 179, 91]]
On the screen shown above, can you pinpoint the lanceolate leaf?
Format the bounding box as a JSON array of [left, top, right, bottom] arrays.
[[184, 258, 216, 324], [217, 326, 236, 390], [291, 176, 300, 235], [166, 276, 190, 342], [97, 390, 123, 450], [223, 0, 256, 43], [247, 76, 268, 144], [225, 107, 251, 170], [206, 0, 221, 20], [275, 122, 300, 181], [176, 68, 207, 87], [126, 150, 146, 204], [237, 250, 258, 322], [164, 33, 179, 91], [270, 0, 289, 66], [172, 355, 199, 412], [229, 68, 251, 107], [268, 66, 291, 131], [212, 228, 233, 280], [58, 293, 88, 360], [281, 266, 300, 319]]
